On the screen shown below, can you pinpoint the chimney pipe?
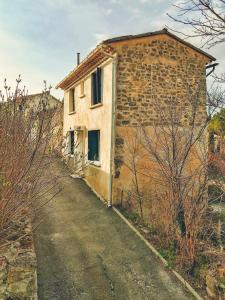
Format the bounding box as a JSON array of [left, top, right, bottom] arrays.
[[77, 52, 80, 66]]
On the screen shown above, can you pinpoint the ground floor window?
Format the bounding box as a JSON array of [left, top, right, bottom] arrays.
[[69, 130, 74, 154], [88, 130, 100, 161]]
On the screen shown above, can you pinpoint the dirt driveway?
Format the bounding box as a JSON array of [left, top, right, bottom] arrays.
[[34, 159, 193, 300]]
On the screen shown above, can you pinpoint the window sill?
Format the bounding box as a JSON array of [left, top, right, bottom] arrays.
[[89, 161, 101, 167], [90, 103, 103, 109], [80, 94, 85, 99], [68, 111, 76, 115]]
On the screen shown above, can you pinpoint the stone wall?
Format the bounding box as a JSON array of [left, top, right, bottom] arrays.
[[49, 101, 63, 153], [110, 34, 210, 205], [114, 35, 208, 127], [0, 218, 37, 300]]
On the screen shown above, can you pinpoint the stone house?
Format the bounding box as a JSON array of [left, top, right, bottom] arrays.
[[26, 92, 63, 152], [25, 92, 60, 111], [57, 28, 215, 208]]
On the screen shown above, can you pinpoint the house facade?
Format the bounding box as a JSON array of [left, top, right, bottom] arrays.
[[26, 92, 63, 152], [57, 28, 215, 208], [25, 92, 60, 111]]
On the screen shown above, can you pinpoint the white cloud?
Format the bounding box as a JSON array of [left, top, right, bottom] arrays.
[[111, 0, 121, 4], [94, 33, 112, 44], [0, 27, 63, 99], [139, 0, 167, 3], [0, 0, 223, 99], [104, 8, 112, 15]]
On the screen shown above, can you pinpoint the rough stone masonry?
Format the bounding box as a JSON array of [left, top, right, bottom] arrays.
[[109, 34, 210, 205], [0, 218, 37, 300]]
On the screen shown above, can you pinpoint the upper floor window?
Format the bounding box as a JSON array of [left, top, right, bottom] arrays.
[[69, 88, 75, 113], [91, 67, 102, 105], [80, 81, 85, 98]]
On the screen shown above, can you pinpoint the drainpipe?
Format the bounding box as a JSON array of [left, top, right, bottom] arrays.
[[108, 54, 117, 208], [100, 47, 117, 208], [206, 62, 219, 77]]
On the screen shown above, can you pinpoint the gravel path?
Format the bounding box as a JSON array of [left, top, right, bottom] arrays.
[[34, 159, 193, 300]]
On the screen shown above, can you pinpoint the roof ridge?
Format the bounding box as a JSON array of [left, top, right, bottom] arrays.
[[56, 28, 216, 90], [27, 92, 61, 102], [102, 28, 215, 61]]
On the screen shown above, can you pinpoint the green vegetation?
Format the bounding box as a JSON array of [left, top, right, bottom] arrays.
[[208, 109, 225, 137], [159, 244, 177, 269], [116, 205, 140, 224], [191, 255, 208, 280]]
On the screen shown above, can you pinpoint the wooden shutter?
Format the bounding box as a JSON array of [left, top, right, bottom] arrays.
[[69, 88, 75, 112], [91, 68, 102, 105], [92, 72, 97, 105], [97, 67, 102, 103], [72, 89, 75, 112]]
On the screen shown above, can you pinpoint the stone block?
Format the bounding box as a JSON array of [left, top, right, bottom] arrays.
[[206, 286, 217, 299], [206, 274, 218, 298], [218, 266, 225, 279], [7, 266, 35, 299]]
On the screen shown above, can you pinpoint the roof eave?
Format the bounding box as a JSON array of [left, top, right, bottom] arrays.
[[56, 45, 114, 90]]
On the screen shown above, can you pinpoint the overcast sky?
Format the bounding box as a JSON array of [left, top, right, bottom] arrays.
[[0, 0, 224, 99]]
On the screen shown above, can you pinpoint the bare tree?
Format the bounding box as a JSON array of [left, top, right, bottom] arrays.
[[142, 99, 208, 267], [123, 82, 225, 268], [123, 128, 147, 220], [168, 0, 225, 48]]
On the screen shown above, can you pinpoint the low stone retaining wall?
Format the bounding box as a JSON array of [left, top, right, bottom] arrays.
[[0, 218, 37, 299]]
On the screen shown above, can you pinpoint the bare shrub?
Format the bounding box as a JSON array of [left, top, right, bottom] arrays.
[[143, 101, 208, 267], [123, 128, 146, 220], [123, 81, 225, 269], [0, 77, 64, 246]]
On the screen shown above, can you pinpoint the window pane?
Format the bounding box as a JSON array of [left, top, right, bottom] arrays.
[[88, 130, 100, 161], [70, 131, 74, 154], [91, 68, 102, 105], [69, 88, 75, 112]]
